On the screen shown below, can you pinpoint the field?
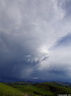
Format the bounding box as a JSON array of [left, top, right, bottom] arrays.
[[0, 81, 71, 96]]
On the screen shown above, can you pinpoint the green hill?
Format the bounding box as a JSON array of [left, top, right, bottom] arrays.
[[0, 83, 24, 96], [0, 82, 71, 96], [34, 82, 71, 95]]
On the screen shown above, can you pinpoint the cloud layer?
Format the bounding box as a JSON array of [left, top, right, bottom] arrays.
[[0, 0, 71, 81]]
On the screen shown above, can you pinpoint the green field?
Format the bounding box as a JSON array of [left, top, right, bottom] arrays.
[[0, 83, 25, 96], [0, 82, 71, 96]]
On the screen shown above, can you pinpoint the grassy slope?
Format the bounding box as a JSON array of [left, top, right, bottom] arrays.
[[35, 82, 71, 95], [0, 83, 24, 96], [11, 84, 53, 96], [10, 82, 71, 96], [1, 82, 71, 96]]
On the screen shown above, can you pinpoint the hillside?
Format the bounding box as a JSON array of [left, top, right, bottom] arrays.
[[34, 82, 71, 95], [0, 82, 71, 96], [0, 83, 25, 96]]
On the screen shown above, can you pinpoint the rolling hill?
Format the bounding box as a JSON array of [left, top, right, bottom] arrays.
[[0, 81, 71, 96]]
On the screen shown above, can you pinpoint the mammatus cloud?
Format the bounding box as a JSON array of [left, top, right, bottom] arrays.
[[0, 0, 71, 81]]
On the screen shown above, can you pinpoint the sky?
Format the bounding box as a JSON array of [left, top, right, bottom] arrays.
[[0, 0, 71, 82]]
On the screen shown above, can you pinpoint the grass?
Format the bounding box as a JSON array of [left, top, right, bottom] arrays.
[[11, 84, 53, 96], [0, 83, 24, 96], [35, 82, 71, 95], [0, 82, 71, 96]]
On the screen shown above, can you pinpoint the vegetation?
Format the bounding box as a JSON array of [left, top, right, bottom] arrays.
[[0, 81, 71, 96], [0, 83, 24, 96]]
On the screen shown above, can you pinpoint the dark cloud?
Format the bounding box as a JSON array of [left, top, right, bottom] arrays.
[[0, 0, 71, 82]]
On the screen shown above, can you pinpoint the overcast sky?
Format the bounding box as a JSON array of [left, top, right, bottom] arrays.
[[0, 0, 71, 82]]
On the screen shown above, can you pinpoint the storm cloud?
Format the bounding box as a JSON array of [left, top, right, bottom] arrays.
[[0, 0, 71, 81]]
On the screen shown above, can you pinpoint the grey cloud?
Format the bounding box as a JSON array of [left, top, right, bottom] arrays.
[[0, 0, 71, 81]]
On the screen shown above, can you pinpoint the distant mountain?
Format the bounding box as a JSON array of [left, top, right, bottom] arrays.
[[0, 76, 49, 83]]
